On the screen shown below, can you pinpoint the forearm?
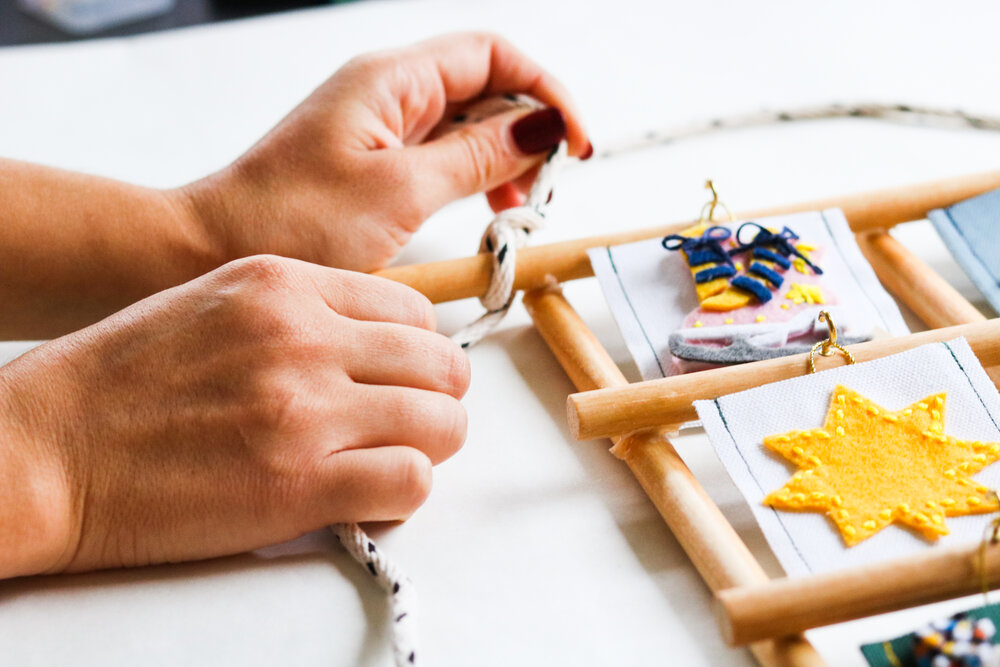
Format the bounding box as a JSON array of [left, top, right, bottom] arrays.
[[0, 159, 219, 339]]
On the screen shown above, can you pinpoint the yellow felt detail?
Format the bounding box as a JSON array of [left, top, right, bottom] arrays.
[[701, 253, 782, 312], [792, 244, 816, 274], [785, 283, 825, 305], [762, 385, 1000, 546], [676, 223, 730, 302], [700, 287, 752, 311]]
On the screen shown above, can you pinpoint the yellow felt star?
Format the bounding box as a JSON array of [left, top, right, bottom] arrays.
[[763, 385, 1000, 546]]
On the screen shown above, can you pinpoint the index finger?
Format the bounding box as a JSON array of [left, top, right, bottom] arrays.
[[403, 31, 589, 157]]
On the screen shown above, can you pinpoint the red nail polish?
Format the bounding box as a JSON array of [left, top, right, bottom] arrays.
[[511, 107, 567, 155], [580, 141, 594, 161]]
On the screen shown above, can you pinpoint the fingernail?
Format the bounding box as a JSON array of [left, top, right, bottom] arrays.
[[580, 141, 594, 161], [546, 189, 554, 204], [511, 107, 567, 155]]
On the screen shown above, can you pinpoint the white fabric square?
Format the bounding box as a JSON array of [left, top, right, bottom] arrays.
[[588, 208, 909, 381], [694, 338, 1000, 576]]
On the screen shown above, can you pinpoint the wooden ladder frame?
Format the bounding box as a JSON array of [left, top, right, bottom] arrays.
[[376, 170, 1000, 666]]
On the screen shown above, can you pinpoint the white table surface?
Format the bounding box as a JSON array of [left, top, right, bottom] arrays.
[[1, 1, 1000, 665]]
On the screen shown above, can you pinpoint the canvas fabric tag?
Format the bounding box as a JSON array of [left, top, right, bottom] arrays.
[[694, 338, 1000, 576], [588, 208, 908, 381]]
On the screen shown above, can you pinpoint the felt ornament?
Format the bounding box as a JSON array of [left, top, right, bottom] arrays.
[[591, 209, 905, 378], [862, 607, 999, 667], [763, 385, 1000, 546]]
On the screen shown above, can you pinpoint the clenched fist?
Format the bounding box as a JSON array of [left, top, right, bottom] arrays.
[[0, 256, 469, 578]]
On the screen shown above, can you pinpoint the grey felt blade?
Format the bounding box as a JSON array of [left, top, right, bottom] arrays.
[[668, 331, 871, 364]]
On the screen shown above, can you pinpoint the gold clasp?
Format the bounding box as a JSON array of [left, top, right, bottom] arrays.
[[807, 311, 856, 374], [978, 490, 1000, 604]]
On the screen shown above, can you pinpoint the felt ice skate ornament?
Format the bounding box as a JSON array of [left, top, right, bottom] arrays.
[[862, 608, 999, 667], [662, 205, 877, 367], [700, 222, 824, 311]]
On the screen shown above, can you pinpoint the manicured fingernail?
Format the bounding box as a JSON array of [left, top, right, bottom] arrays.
[[511, 107, 566, 155], [546, 189, 554, 204], [580, 141, 594, 161]]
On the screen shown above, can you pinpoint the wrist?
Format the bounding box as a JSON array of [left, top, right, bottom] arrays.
[[169, 161, 258, 269], [0, 362, 80, 578], [162, 174, 234, 274]]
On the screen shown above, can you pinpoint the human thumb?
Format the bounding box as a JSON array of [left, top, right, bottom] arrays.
[[410, 106, 566, 214]]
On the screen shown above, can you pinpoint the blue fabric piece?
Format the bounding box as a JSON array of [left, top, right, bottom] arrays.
[[752, 247, 792, 270], [688, 249, 729, 266], [748, 262, 784, 288], [928, 187, 1000, 315], [662, 226, 733, 269], [694, 264, 736, 283], [731, 275, 772, 303], [729, 222, 823, 275]]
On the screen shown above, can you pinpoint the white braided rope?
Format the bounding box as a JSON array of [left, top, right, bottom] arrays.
[[452, 141, 569, 349], [330, 100, 1000, 667], [330, 523, 418, 665], [597, 102, 1000, 159]]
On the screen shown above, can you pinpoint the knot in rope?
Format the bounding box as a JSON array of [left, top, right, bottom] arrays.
[[478, 204, 547, 312], [728, 221, 823, 274], [662, 225, 733, 266]]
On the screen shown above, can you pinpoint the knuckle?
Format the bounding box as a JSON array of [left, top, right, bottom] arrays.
[[439, 398, 468, 458], [453, 127, 500, 192], [224, 254, 299, 287], [397, 451, 433, 513], [437, 339, 471, 397], [342, 51, 393, 78], [401, 289, 436, 331]]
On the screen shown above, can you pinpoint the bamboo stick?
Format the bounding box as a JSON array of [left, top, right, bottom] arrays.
[[716, 540, 1000, 646], [567, 319, 1000, 441], [856, 230, 1000, 390], [522, 284, 827, 667], [856, 231, 986, 329], [376, 170, 1000, 304]]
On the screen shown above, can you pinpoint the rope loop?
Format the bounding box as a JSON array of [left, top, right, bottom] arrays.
[[478, 204, 547, 312]]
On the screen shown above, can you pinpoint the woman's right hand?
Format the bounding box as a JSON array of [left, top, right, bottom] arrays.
[[0, 255, 469, 578]]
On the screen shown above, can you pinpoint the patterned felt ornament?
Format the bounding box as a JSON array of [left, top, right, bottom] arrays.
[[862, 606, 1000, 667]]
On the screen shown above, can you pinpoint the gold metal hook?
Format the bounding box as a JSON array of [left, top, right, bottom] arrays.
[[807, 310, 856, 374], [818, 311, 838, 356], [978, 489, 1000, 604], [697, 179, 735, 224]]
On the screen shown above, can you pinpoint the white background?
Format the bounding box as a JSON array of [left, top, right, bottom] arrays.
[[1, 1, 1000, 665]]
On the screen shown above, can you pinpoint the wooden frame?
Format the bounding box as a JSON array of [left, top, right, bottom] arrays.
[[381, 169, 1000, 665]]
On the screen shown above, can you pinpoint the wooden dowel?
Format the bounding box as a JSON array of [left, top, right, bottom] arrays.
[[856, 230, 1000, 390], [523, 284, 827, 667], [857, 230, 986, 329], [377, 170, 1000, 304], [716, 540, 1000, 646], [567, 319, 1000, 441]]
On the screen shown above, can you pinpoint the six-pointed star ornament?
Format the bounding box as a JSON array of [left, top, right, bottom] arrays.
[[762, 385, 1000, 546]]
